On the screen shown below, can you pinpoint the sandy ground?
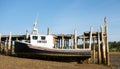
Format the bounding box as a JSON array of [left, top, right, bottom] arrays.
[[110, 52, 120, 69], [0, 55, 111, 69]]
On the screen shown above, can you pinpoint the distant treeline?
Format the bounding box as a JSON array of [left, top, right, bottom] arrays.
[[77, 41, 120, 52], [109, 41, 120, 52]]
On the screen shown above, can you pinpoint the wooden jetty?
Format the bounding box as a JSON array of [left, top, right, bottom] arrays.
[[0, 17, 110, 66]]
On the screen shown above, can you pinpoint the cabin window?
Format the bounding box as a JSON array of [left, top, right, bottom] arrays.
[[41, 36, 46, 40], [32, 36, 38, 40]]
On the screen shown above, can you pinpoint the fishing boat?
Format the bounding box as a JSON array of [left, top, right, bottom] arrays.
[[14, 20, 91, 60]]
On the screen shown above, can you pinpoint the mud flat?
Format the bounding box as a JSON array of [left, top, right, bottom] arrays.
[[0, 55, 111, 69], [110, 52, 120, 69]]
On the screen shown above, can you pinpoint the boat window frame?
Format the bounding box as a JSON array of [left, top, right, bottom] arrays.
[[41, 36, 46, 40], [32, 36, 38, 40]]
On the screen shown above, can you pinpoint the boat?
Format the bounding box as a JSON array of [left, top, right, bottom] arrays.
[[14, 20, 91, 61]]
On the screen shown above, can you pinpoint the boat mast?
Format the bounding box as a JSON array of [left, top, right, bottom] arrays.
[[31, 15, 39, 35]]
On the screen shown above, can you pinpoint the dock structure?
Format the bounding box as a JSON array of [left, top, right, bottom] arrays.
[[0, 17, 110, 66]]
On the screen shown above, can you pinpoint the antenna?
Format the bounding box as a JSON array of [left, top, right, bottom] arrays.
[[34, 13, 39, 29], [32, 13, 39, 35], [36, 13, 39, 21]]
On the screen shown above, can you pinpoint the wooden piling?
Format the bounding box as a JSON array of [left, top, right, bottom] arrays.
[[16, 37, 18, 41], [106, 26, 110, 66], [58, 39, 60, 48], [0, 34, 1, 43], [8, 32, 12, 50], [74, 29, 77, 49], [0, 34, 1, 53], [93, 37, 96, 64], [47, 28, 50, 35], [66, 39, 69, 49], [5, 38, 8, 55], [26, 29, 29, 40], [71, 35, 73, 49], [100, 26, 106, 64], [89, 26, 92, 50], [8, 32, 12, 55], [54, 37, 56, 48], [11, 41, 15, 55], [98, 31, 101, 64], [83, 34, 85, 49], [104, 17, 110, 66], [64, 39, 66, 48], [62, 34, 64, 49]]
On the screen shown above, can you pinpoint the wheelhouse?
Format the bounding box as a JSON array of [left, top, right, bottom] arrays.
[[30, 35, 54, 48]]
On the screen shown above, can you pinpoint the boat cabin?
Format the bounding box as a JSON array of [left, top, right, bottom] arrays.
[[30, 35, 54, 48]]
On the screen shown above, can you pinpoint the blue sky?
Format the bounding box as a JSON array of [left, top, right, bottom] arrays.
[[0, 0, 120, 41]]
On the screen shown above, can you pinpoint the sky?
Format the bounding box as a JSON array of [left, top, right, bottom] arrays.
[[0, 0, 120, 41]]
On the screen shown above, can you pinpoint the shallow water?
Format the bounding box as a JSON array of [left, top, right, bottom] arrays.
[[110, 53, 120, 69]]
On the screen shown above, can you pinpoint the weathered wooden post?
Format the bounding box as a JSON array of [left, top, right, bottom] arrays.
[[67, 39, 70, 49], [0, 34, 1, 53], [11, 40, 15, 55], [54, 37, 57, 48], [88, 26, 93, 64], [74, 29, 77, 49], [5, 37, 8, 55], [0, 34, 1, 43], [62, 34, 64, 49], [65, 39, 69, 49], [57, 39, 60, 48], [104, 17, 110, 66], [98, 31, 101, 64], [89, 26, 92, 50], [71, 35, 74, 49], [47, 27, 50, 35], [16, 37, 18, 41], [8, 32, 12, 50], [83, 34, 86, 49], [8, 32, 12, 55], [59, 39, 62, 49], [64, 39, 66, 48], [100, 26, 106, 64], [93, 37, 96, 64], [106, 26, 110, 66], [26, 29, 29, 40]]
